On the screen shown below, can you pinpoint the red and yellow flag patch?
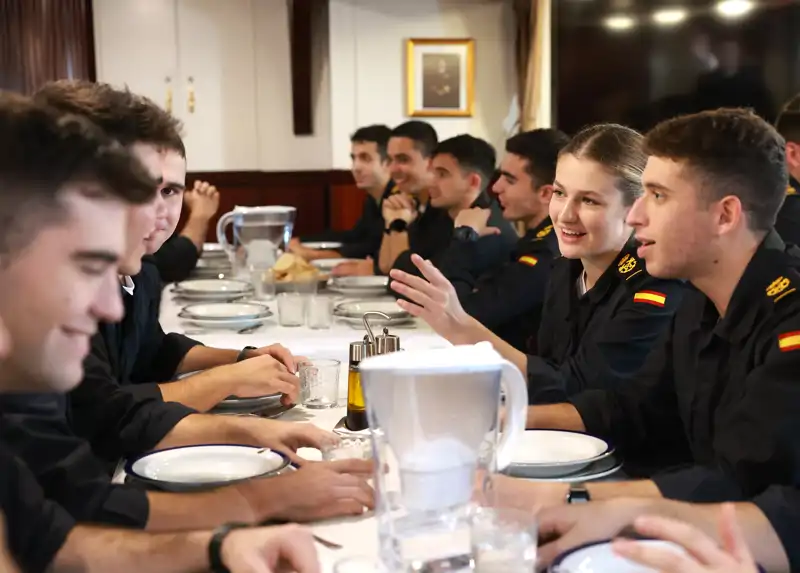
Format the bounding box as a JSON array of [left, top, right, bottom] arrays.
[[518, 256, 538, 267], [778, 331, 800, 352], [633, 290, 667, 307]]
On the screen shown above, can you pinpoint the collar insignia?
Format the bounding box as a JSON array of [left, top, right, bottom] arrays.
[[536, 225, 553, 239], [766, 276, 795, 302]]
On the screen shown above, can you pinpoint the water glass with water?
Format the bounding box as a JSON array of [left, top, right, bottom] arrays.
[[298, 358, 340, 408], [250, 267, 276, 301], [306, 295, 333, 329], [277, 293, 305, 327], [470, 506, 537, 573]]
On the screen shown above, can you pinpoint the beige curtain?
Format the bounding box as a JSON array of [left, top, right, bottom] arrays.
[[514, 0, 549, 130]]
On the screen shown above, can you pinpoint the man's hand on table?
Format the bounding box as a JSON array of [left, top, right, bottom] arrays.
[[243, 343, 304, 374], [238, 459, 375, 522], [208, 354, 301, 403], [221, 523, 321, 573], [235, 417, 338, 463]]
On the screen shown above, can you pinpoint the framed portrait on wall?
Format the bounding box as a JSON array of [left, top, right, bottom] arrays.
[[406, 38, 475, 117]]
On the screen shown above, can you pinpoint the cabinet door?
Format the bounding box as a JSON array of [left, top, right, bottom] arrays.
[[175, 0, 259, 171], [92, 0, 179, 112]]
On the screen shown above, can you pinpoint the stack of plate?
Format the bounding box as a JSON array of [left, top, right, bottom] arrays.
[[178, 301, 271, 330], [190, 243, 232, 279], [302, 241, 343, 250], [211, 392, 287, 415], [310, 258, 357, 273], [333, 299, 412, 326], [505, 430, 621, 482], [172, 279, 254, 302], [125, 445, 290, 492], [327, 276, 389, 297]]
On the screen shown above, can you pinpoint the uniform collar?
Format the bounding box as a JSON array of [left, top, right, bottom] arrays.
[[568, 239, 641, 304], [521, 217, 554, 243], [470, 192, 492, 209], [382, 180, 399, 200], [788, 176, 799, 196], [713, 230, 797, 341]]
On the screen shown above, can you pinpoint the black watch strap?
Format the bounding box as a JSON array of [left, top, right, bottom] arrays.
[[237, 346, 257, 362], [385, 219, 408, 234], [453, 226, 480, 242], [209, 522, 250, 573], [567, 484, 591, 504]]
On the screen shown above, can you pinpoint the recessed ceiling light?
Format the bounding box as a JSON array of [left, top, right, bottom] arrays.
[[714, 0, 755, 19], [604, 14, 636, 30], [652, 8, 688, 25]]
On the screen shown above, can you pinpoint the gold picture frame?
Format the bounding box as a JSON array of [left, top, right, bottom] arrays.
[[406, 38, 475, 118]]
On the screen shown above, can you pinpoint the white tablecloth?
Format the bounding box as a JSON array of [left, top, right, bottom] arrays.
[[161, 291, 450, 570]]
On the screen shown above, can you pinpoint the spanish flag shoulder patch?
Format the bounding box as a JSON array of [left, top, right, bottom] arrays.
[[633, 290, 667, 307], [518, 255, 539, 267], [778, 331, 800, 352]]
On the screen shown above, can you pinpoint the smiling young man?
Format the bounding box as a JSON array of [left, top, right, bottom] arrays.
[[0, 92, 325, 573], [0, 82, 373, 535], [291, 124, 395, 269], [428, 129, 568, 351], [489, 110, 800, 549]]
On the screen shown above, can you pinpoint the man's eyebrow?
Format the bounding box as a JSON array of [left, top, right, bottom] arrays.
[[500, 170, 517, 180], [157, 177, 186, 191], [72, 250, 119, 264]]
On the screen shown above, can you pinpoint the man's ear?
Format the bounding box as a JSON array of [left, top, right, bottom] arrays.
[[538, 183, 554, 202]]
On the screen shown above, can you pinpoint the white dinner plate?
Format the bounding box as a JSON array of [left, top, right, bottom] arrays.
[[508, 430, 611, 478], [175, 279, 253, 294], [302, 241, 343, 250], [327, 276, 389, 296], [126, 445, 289, 491], [180, 302, 272, 320], [202, 242, 226, 253], [550, 539, 685, 573], [335, 314, 412, 327], [514, 453, 622, 483], [180, 316, 271, 330], [334, 299, 409, 319], [311, 258, 356, 272]]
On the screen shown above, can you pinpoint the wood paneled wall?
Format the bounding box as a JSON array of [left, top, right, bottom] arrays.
[[183, 169, 365, 241]]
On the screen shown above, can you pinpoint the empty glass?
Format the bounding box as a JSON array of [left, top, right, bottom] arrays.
[[469, 506, 537, 573], [306, 295, 333, 329], [277, 293, 305, 327], [298, 359, 340, 409], [250, 267, 276, 301]]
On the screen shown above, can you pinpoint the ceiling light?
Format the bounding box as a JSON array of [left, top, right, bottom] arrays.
[[604, 14, 636, 31], [652, 8, 688, 25], [714, 0, 755, 19]]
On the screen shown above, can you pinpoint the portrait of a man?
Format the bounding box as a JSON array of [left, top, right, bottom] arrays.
[[422, 54, 461, 109], [406, 38, 474, 117]]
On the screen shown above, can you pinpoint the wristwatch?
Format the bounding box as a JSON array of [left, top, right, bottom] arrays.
[[385, 219, 409, 234], [453, 226, 480, 242], [208, 522, 250, 573], [566, 484, 591, 504], [237, 346, 256, 362]]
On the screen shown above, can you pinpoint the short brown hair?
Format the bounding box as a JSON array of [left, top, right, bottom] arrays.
[[561, 124, 646, 205], [0, 92, 157, 257], [645, 108, 787, 232], [33, 80, 185, 156], [776, 93, 800, 144]]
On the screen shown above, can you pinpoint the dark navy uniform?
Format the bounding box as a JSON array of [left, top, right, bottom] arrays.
[[301, 180, 398, 260], [436, 218, 559, 352], [528, 242, 686, 404], [570, 231, 800, 504], [775, 177, 800, 247], [151, 234, 200, 283], [390, 194, 518, 296]]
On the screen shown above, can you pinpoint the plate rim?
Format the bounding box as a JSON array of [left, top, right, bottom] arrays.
[[179, 302, 272, 320], [512, 454, 622, 482], [549, 538, 682, 571], [302, 241, 343, 250], [510, 429, 612, 469], [125, 443, 290, 487], [174, 279, 253, 293]]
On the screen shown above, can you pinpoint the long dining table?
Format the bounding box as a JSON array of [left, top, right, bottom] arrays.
[[158, 288, 451, 570]]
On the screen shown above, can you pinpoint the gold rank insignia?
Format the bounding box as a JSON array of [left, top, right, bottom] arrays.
[[536, 225, 553, 238], [788, 185, 797, 196], [618, 254, 637, 274], [518, 255, 538, 267], [633, 290, 667, 307], [766, 276, 796, 302], [778, 331, 800, 352]]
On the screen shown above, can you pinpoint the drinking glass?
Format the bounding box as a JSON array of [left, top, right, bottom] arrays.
[[469, 506, 537, 573], [333, 557, 388, 573], [277, 293, 305, 327], [298, 359, 340, 408], [321, 437, 372, 461], [306, 294, 333, 329], [250, 267, 276, 301]]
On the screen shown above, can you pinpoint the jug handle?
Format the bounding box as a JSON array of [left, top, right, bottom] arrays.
[[496, 360, 529, 470], [215, 211, 236, 255]]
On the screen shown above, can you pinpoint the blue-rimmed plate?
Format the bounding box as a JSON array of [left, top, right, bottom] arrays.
[[125, 444, 289, 492], [507, 430, 612, 478], [550, 539, 685, 572]]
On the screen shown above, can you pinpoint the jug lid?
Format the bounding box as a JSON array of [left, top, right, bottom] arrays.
[[233, 205, 296, 213], [360, 342, 502, 374]]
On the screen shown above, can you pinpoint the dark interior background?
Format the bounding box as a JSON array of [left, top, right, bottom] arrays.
[[554, 0, 800, 135]]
